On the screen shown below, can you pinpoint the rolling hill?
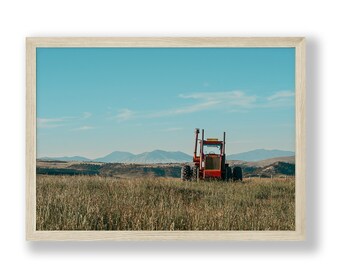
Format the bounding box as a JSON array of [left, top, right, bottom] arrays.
[[228, 155, 295, 167], [228, 149, 295, 162], [39, 156, 91, 162]]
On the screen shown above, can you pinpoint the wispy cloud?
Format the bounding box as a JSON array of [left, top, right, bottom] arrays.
[[143, 91, 256, 119], [147, 100, 221, 118], [37, 117, 67, 128], [82, 112, 92, 119], [38, 112, 93, 129], [179, 90, 257, 108], [267, 90, 294, 101], [112, 91, 257, 122], [162, 127, 184, 132], [112, 90, 294, 122], [263, 90, 295, 108], [72, 126, 95, 131], [115, 109, 134, 122]]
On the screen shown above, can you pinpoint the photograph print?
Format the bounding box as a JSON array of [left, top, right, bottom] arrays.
[[27, 38, 305, 240]]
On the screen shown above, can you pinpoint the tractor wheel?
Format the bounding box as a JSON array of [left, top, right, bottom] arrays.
[[233, 166, 243, 181], [226, 166, 232, 181], [192, 166, 199, 181], [181, 165, 192, 181]]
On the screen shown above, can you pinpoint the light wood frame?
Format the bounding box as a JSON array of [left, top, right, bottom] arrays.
[[26, 37, 306, 241]]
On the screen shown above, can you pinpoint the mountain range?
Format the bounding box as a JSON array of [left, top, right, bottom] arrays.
[[94, 150, 191, 163], [39, 149, 295, 164]]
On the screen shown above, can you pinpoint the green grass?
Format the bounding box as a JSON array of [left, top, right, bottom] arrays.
[[36, 175, 295, 231]]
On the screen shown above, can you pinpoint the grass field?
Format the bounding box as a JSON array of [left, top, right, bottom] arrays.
[[36, 175, 295, 231]]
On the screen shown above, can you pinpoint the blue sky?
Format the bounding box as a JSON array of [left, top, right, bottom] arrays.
[[37, 48, 295, 159]]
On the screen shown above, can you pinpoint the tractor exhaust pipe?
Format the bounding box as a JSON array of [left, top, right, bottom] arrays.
[[200, 129, 204, 170], [194, 128, 200, 158], [223, 131, 226, 155]]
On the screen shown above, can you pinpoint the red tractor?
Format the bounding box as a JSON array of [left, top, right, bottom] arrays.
[[181, 128, 242, 181]]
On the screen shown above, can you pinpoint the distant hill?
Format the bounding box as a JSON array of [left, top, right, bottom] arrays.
[[227, 156, 295, 177], [228, 155, 295, 167], [96, 150, 192, 163], [94, 151, 135, 163], [39, 156, 91, 162], [228, 149, 295, 162], [260, 161, 295, 176], [246, 155, 295, 167], [129, 150, 191, 163]]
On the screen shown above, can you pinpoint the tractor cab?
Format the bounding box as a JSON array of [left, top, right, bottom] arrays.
[[191, 129, 226, 179], [199, 136, 225, 179]]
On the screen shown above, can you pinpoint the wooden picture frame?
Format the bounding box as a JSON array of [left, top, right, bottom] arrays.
[[26, 37, 306, 241]]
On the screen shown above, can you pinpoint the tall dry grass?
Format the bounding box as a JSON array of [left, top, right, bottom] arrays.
[[36, 175, 295, 230]]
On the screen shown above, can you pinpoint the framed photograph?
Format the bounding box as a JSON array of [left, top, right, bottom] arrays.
[[26, 37, 305, 241]]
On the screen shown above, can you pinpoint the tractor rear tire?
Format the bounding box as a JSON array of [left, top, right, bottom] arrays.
[[192, 166, 199, 181], [181, 165, 192, 181], [226, 166, 232, 181], [233, 166, 243, 181]]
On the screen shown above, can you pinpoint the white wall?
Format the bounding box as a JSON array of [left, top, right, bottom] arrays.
[[0, 0, 337, 269]]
